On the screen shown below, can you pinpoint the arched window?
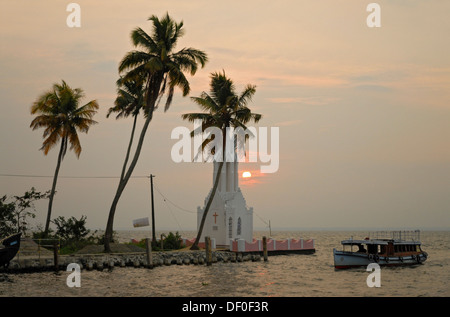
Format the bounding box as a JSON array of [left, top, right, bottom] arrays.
[[228, 217, 233, 238], [237, 217, 242, 236]]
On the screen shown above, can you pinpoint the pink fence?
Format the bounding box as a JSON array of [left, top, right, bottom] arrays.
[[303, 239, 314, 250], [266, 239, 275, 251], [244, 239, 261, 252], [276, 240, 289, 251], [182, 238, 205, 249], [231, 240, 238, 252], [183, 237, 315, 252], [230, 238, 315, 252]]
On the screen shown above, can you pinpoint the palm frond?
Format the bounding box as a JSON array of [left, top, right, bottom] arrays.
[[68, 126, 82, 158], [117, 13, 207, 119], [30, 80, 99, 158], [118, 51, 152, 74], [181, 70, 261, 159], [131, 27, 157, 52]]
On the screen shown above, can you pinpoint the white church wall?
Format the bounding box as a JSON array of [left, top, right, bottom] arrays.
[[197, 161, 254, 246]]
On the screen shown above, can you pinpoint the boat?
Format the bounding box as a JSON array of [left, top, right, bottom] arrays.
[[333, 230, 428, 269], [0, 233, 22, 268]]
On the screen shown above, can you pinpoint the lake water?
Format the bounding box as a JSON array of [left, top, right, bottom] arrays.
[[0, 230, 448, 297]]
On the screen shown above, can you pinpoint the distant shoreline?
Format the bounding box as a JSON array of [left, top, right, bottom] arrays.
[[96, 227, 450, 232]]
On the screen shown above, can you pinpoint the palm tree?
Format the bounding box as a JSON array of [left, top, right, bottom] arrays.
[[30, 80, 99, 235], [181, 71, 262, 250], [104, 13, 208, 252]]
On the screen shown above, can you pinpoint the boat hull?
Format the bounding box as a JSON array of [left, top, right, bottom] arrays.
[[333, 248, 428, 269], [0, 233, 21, 268]]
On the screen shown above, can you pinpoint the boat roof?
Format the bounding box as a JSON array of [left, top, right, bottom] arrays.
[[341, 239, 388, 245], [341, 239, 421, 245], [341, 230, 422, 245]]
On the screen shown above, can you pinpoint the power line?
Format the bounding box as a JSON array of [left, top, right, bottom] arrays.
[[253, 210, 270, 226], [0, 174, 148, 179], [159, 193, 186, 236], [154, 181, 270, 228], [153, 183, 197, 214]]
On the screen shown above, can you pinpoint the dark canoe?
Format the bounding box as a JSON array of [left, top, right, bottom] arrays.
[[0, 233, 22, 267]]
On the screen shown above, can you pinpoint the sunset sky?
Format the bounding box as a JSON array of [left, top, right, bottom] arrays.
[[1, 1, 449, 233]]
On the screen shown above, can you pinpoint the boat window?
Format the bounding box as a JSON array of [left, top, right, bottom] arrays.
[[356, 244, 366, 253], [368, 244, 379, 254]]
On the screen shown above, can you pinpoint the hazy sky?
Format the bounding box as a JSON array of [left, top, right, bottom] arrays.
[[1, 0, 449, 234]]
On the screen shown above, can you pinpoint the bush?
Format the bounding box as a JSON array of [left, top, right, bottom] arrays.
[[0, 196, 16, 237], [163, 231, 184, 250], [52, 215, 90, 242], [128, 232, 185, 251], [0, 187, 51, 237], [31, 215, 114, 255]]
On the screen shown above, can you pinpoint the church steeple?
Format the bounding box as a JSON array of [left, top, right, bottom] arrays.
[[213, 160, 239, 193], [199, 160, 253, 246]]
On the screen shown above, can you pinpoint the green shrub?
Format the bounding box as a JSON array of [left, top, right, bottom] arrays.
[[163, 231, 183, 250], [32, 216, 117, 254], [128, 232, 185, 251], [0, 187, 51, 237]]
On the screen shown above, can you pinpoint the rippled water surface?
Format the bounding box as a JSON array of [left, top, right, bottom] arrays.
[[1, 231, 449, 297]]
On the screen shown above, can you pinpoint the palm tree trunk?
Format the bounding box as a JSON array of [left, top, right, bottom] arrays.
[[191, 126, 228, 250], [45, 137, 66, 235], [120, 114, 138, 182], [103, 114, 137, 251], [104, 76, 162, 253], [190, 160, 224, 250], [104, 111, 155, 252]]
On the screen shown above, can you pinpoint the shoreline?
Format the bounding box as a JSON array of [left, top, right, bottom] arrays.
[[1, 246, 316, 274], [1, 248, 260, 274]]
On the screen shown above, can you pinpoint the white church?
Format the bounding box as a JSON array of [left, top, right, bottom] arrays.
[[197, 160, 253, 246]]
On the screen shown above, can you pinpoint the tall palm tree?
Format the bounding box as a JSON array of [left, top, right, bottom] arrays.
[[181, 71, 262, 250], [30, 80, 99, 235], [104, 13, 208, 252]]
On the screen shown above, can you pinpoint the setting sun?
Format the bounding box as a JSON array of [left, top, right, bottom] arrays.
[[242, 171, 252, 178]]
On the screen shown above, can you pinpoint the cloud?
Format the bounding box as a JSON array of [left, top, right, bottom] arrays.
[[274, 119, 304, 127], [268, 97, 340, 106], [354, 84, 393, 92]]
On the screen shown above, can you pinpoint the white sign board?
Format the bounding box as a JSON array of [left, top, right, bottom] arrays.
[[132, 217, 150, 228]]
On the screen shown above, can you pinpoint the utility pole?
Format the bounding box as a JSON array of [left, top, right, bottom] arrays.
[[149, 174, 156, 246]]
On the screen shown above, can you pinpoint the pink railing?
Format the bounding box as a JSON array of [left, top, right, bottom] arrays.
[[244, 239, 261, 252], [183, 237, 315, 252], [276, 239, 289, 251], [182, 238, 205, 249], [303, 239, 314, 250], [229, 238, 315, 252]]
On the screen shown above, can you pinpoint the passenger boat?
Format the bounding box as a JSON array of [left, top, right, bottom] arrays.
[[0, 233, 21, 268], [333, 230, 428, 269]]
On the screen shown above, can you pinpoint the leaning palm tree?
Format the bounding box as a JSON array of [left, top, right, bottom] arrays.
[[30, 80, 99, 235], [104, 13, 207, 252], [182, 71, 262, 250]]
